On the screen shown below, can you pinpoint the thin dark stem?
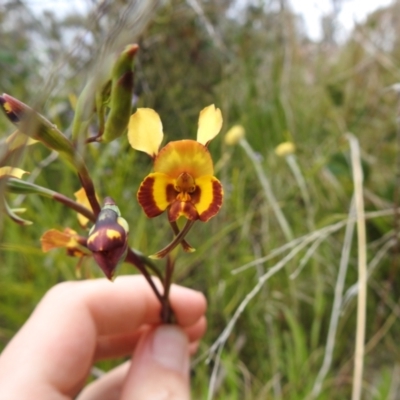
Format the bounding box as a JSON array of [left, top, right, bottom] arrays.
[[125, 249, 174, 323], [164, 255, 174, 301], [161, 255, 175, 323], [85, 133, 102, 144], [77, 167, 101, 217], [139, 255, 164, 282], [125, 249, 164, 304], [53, 192, 96, 223]]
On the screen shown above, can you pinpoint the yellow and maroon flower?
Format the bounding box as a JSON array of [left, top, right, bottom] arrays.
[[128, 105, 224, 223]]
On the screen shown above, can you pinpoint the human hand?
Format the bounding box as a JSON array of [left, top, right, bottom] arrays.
[[0, 275, 207, 399]]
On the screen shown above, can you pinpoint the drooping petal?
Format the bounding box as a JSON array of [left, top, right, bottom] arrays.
[[154, 140, 214, 178], [168, 200, 199, 222], [137, 172, 176, 218], [0, 166, 29, 179], [128, 108, 163, 157], [40, 228, 89, 257], [41, 229, 72, 251], [196, 104, 223, 146], [191, 175, 223, 221]]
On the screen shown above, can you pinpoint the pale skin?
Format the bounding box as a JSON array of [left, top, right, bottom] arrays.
[[0, 276, 207, 400]]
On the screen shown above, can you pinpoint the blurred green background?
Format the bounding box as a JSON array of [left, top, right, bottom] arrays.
[[1, 0, 400, 398]]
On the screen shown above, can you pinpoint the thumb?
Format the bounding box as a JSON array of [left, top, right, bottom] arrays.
[[122, 325, 191, 400]]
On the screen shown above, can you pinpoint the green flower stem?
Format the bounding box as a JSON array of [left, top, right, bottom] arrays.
[[72, 81, 98, 143], [0, 94, 101, 217], [7, 178, 95, 222], [239, 138, 293, 241], [150, 219, 196, 259], [2, 198, 32, 226]]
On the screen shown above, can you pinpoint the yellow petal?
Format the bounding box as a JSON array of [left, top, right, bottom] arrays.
[[0, 166, 29, 179], [74, 187, 100, 227], [137, 172, 176, 217], [192, 175, 223, 221], [154, 140, 214, 178], [196, 104, 223, 146], [128, 108, 163, 157], [40, 229, 78, 252]]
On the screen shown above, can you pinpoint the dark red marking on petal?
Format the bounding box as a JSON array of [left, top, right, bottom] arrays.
[[168, 201, 199, 222], [137, 175, 165, 218], [166, 183, 178, 203], [198, 179, 223, 222]]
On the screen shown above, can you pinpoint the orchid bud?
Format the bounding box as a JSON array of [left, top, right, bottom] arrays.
[[87, 197, 129, 280], [101, 44, 139, 143], [0, 94, 79, 168]]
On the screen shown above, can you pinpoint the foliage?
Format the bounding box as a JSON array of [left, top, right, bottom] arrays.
[[1, 0, 400, 398]]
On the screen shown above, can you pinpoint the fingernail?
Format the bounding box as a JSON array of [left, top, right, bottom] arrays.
[[151, 325, 189, 374]]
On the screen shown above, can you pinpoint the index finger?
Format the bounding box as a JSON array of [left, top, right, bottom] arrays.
[[0, 275, 207, 399]]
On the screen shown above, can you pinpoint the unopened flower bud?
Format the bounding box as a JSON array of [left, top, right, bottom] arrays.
[[87, 197, 129, 280], [102, 44, 139, 143], [224, 125, 245, 145], [0, 93, 78, 168], [275, 141, 296, 157]]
